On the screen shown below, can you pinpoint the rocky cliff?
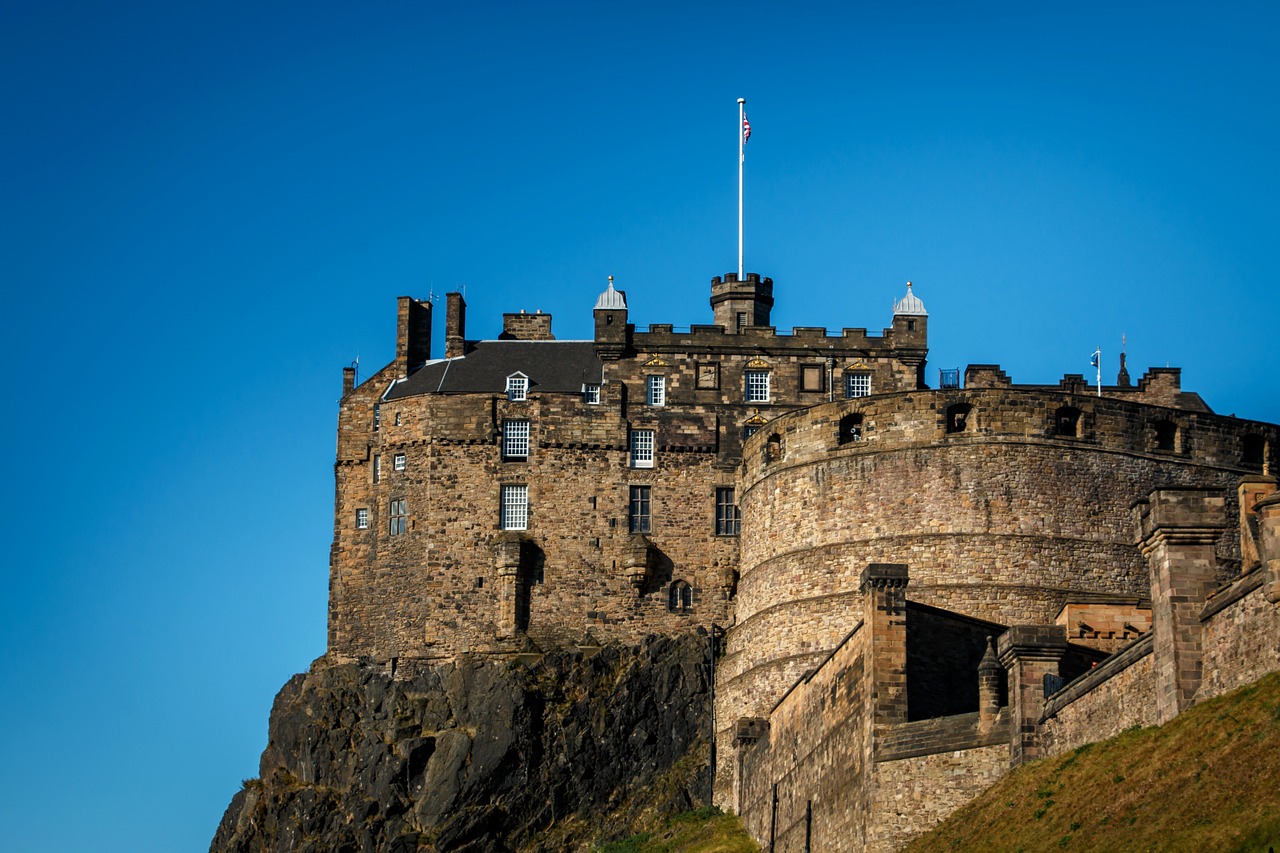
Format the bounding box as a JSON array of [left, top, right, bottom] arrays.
[[210, 633, 713, 852]]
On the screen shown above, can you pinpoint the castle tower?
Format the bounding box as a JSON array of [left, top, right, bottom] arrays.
[[891, 281, 929, 388], [710, 272, 773, 332], [593, 276, 628, 359]]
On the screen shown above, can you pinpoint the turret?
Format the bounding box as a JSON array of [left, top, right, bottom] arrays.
[[711, 272, 773, 332], [593, 276, 628, 359], [891, 281, 929, 388]]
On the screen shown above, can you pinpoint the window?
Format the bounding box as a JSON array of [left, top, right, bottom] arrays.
[[629, 485, 651, 533], [947, 403, 972, 434], [394, 411, 402, 427], [1154, 420, 1177, 452], [845, 372, 871, 399], [647, 375, 666, 407], [745, 370, 770, 403], [1243, 435, 1266, 469], [394, 453, 406, 471], [506, 374, 528, 401], [356, 508, 368, 529], [389, 499, 406, 536], [1055, 406, 1081, 438], [736, 311, 747, 332], [668, 580, 692, 612], [839, 413, 863, 444], [501, 484, 528, 530], [373, 454, 381, 483], [583, 384, 601, 404], [373, 403, 381, 431], [743, 425, 760, 439], [503, 419, 530, 460], [697, 363, 719, 389], [715, 487, 740, 536], [800, 364, 824, 393], [630, 429, 655, 468]]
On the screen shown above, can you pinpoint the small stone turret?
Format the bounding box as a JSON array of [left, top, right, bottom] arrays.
[[593, 276, 628, 359], [710, 272, 773, 332], [978, 636, 1002, 731]]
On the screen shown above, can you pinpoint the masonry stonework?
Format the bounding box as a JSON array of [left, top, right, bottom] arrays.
[[325, 270, 1280, 850]]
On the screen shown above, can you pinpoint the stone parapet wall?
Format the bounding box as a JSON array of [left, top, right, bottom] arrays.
[[1199, 571, 1280, 701], [1040, 635, 1158, 758]]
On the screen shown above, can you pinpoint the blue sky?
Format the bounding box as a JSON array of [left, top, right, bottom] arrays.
[[2, 2, 1277, 850]]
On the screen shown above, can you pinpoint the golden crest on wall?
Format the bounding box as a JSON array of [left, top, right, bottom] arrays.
[[745, 358, 771, 369], [642, 356, 670, 367]]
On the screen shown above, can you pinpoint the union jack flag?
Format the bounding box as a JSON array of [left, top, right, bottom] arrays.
[[742, 112, 751, 144]]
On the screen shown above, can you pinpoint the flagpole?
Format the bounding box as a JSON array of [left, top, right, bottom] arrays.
[[738, 97, 745, 280], [1096, 347, 1102, 397]]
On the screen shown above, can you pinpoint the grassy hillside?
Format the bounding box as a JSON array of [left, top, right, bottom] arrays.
[[905, 672, 1280, 853]]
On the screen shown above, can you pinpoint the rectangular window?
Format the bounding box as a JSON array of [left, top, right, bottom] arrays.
[[629, 485, 651, 533], [745, 370, 770, 403], [507, 375, 528, 401], [736, 311, 747, 332], [373, 454, 381, 483], [373, 403, 381, 431], [800, 364, 824, 393], [715, 487, 740, 536], [501, 484, 528, 530], [389, 498, 406, 536], [743, 424, 760, 439], [583, 384, 601, 404], [394, 411, 402, 427], [845, 372, 871, 399], [356, 508, 368, 529], [393, 453, 406, 471], [503, 419, 530, 460], [647, 375, 666, 407], [630, 429, 655, 468]]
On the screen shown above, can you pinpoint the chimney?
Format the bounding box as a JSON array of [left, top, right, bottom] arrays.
[[500, 309, 554, 340], [395, 296, 432, 378], [445, 292, 467, 359]]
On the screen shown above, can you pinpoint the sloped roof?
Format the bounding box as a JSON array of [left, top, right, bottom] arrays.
[[385, 341, 604, 400], [893, 281, 927, 316]]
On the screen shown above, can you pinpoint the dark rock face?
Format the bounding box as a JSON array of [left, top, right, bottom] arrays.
[[210, 633, 712, 852]]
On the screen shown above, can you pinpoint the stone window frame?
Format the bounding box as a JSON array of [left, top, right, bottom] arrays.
[[355, 508, 368, 530], [668, 580, 692, 612], [629, 484, 652, 533], [630, 429, 655, 469], [372, 454, 381, 484], [696, 362, 720, 390], [946, 403, 973, 434], [745, 369, 771, 403], [844, 371, 871, 399], [1242, 434, 1267, 470], [582, 384, 601, 405], [1153, 419, 1179, 453], [389, 498, 407, 536], [799, 363, 825, 394], [715, 487, 740, 536], [393, 452, 407, 471], [373, 403, 381, 431], [1054, 406, 1082, 438], [647, 375, 666, 407], [500, 484, 528, 531], [502, 419, 531, 460], [838, 413, 864, 445], [506, 373, 529, 402], [394, 411, 402, 427]]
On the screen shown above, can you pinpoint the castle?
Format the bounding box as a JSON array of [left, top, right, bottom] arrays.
[[328, 273, 1280, 851]]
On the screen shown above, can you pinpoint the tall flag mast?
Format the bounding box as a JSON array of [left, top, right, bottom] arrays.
[[738, 98, 750, 279], [1091, 346, 1102, 397]]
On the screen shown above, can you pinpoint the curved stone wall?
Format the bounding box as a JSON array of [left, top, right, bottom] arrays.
[[722, 389, 1273, 726]]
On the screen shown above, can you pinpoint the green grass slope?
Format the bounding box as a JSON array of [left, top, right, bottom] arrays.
[[905, 671, 1280, 853]]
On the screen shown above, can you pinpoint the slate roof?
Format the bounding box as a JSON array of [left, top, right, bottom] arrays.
[[384, 341, 604, 400]]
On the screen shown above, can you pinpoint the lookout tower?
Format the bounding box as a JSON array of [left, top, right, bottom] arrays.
[[711, 272, 773, 332]]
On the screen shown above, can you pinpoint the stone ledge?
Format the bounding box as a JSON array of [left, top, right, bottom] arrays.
[[875, 710, 1009, 761], [1201, 567, 1264, 621]]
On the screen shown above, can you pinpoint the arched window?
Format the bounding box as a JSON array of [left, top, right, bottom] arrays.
[[839, 413, 864, 445], [1055, 406, 1081, 438], [946, 403, 972, 434], [1243, 435, 1267, 470], [668, 580, 693, 612], [1154, 420, 1177, 452]]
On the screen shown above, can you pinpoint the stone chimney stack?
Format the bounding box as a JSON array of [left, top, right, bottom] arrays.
[[395, 296, 432, 378], [445, 292, 467, 359], [501, 310, 554, 340]]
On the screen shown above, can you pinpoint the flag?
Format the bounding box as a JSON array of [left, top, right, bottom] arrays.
[[742, 112, 751, 144], [1090, 349, 1100, 369]]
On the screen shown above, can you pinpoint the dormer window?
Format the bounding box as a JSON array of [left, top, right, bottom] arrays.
[[506, 373, 528, 401]]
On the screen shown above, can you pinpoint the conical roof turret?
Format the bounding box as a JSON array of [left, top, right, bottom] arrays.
[[893, 281, 927, 316], [594, 275, 627, 310]]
